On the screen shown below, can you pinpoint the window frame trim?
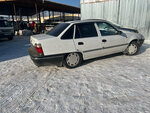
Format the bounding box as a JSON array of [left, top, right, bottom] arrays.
[[60, 24, 75, 40], [74, 22, 99, 39], [47, 23, 70, 37], [96, 22, 121, 36]]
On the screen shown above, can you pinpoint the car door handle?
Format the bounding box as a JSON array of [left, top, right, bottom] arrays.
[[78, 42, 84, 45], [102, 39, 107, 42]]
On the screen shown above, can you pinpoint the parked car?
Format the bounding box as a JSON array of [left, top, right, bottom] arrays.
[[28, 19, 145, 68], [0, 19, 14, 40]]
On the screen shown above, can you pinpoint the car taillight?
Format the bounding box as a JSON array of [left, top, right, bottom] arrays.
[[35, 44, 43, 54]]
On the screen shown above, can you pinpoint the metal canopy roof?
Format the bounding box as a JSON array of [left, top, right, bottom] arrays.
[[0, 0, 80, 16]]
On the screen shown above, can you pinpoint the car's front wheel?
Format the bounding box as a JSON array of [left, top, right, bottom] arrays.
[[63, 53, 82, 68], [125, 42, 140, 56]]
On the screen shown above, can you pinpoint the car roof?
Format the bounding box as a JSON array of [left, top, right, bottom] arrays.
[[66, 19, 108, 24]]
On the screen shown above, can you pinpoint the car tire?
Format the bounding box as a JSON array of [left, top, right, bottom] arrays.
[[125, 42, 140, 56], [63, 52, 82, 68], [8, 36, 13, 40]]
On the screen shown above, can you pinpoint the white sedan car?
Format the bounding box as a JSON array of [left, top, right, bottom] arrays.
[[28, 19, 145, 68]]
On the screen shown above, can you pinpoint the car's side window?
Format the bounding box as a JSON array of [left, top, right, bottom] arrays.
[[75, 23, 98, 39], [61, 25, 74, 40], [96, 22, 119, 36]]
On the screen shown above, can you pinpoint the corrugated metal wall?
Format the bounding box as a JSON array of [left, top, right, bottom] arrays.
[[81, 0, 150, 40]]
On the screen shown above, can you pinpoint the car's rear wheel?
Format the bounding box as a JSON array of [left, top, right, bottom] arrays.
[[63, 53, 82, 68], [125, 42, 139, 56]]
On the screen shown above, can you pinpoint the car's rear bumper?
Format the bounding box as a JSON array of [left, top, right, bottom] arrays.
[[30, 54, 64, 66], [28, 46, 64, 66]]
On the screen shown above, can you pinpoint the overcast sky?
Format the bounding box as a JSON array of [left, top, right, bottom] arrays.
[[51, 0, 80, 7]]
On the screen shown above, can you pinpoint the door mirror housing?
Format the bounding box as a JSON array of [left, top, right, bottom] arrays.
[[118, 30, 123, 34]]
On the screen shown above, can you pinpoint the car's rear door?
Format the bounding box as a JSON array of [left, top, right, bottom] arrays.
[[41, 24, 76, 55], [96, 22, 128, 55], [73, 22, 103, 60]]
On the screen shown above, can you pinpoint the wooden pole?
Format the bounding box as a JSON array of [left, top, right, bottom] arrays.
[[12, 14, 14, 27], [48, 11, 51, 20], [13, 3, 18, 33], [49, 11, 51, 20], [52, 11, 55, 22], [31, 16, 32, 21], [35, 2, 38, 23], [59, 12, 61, 21], [19, 9, 22, 21], [72, 13, 74, 20], [42, 11, 44, 22], [39, 13, 41, 24], [63, 12, 65, 22], [27, 16, 29, 23]]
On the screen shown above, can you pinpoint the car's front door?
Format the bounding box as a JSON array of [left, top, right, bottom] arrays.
[[96, 22, 128, 55], [74, 22, 103, 60]]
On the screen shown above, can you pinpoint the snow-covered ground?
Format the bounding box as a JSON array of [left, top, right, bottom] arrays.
[[0, 36, 150, 113]]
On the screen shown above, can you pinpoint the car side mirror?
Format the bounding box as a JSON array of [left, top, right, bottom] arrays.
[[118, 31, 123, 34]]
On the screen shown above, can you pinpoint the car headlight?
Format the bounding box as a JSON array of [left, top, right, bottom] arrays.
[[128, 30, 139, 33]]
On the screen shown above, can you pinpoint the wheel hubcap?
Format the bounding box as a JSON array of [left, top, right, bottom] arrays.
[[128, 44, 138, 55], [66, 53, 80, 67]]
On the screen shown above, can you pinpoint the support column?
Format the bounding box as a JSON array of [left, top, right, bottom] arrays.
[[52, 11, 55, 22], [63, 12, 65, 22], [20, 15, 22, 21], [13, 3, 19, 33], [42, 11, 44, 23], [12, 15, 14, 26], [35, 2, 39, 23], [30, 16, 32, 21], [72, 13, 74, 20], [39, 13, 41, 24], [27, 16, 29, 23], [78, 13, 80, 20], [19, 9, 22, 21], [49, 11, 51, 20], [59, 12, 61, 21]]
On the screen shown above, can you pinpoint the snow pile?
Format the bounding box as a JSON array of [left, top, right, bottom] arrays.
[[0, 37, 150, 113]]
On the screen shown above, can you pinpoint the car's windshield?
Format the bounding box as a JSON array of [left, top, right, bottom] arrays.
[[46, 23, 70, 37], [0, 20, 12, 27], [109, 21, 122, 28]]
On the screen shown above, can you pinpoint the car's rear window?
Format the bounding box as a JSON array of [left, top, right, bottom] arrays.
[[46, 23, 70, 37]]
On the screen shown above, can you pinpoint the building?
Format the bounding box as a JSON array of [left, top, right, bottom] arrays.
[[81, 0, 150, 40]]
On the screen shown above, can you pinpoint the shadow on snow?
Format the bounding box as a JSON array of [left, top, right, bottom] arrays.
[[0, 36, 30, 62], [0, 36, 149, 66]]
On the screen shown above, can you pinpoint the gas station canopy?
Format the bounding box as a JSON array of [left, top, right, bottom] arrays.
[[0, 0, 80, 16]]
